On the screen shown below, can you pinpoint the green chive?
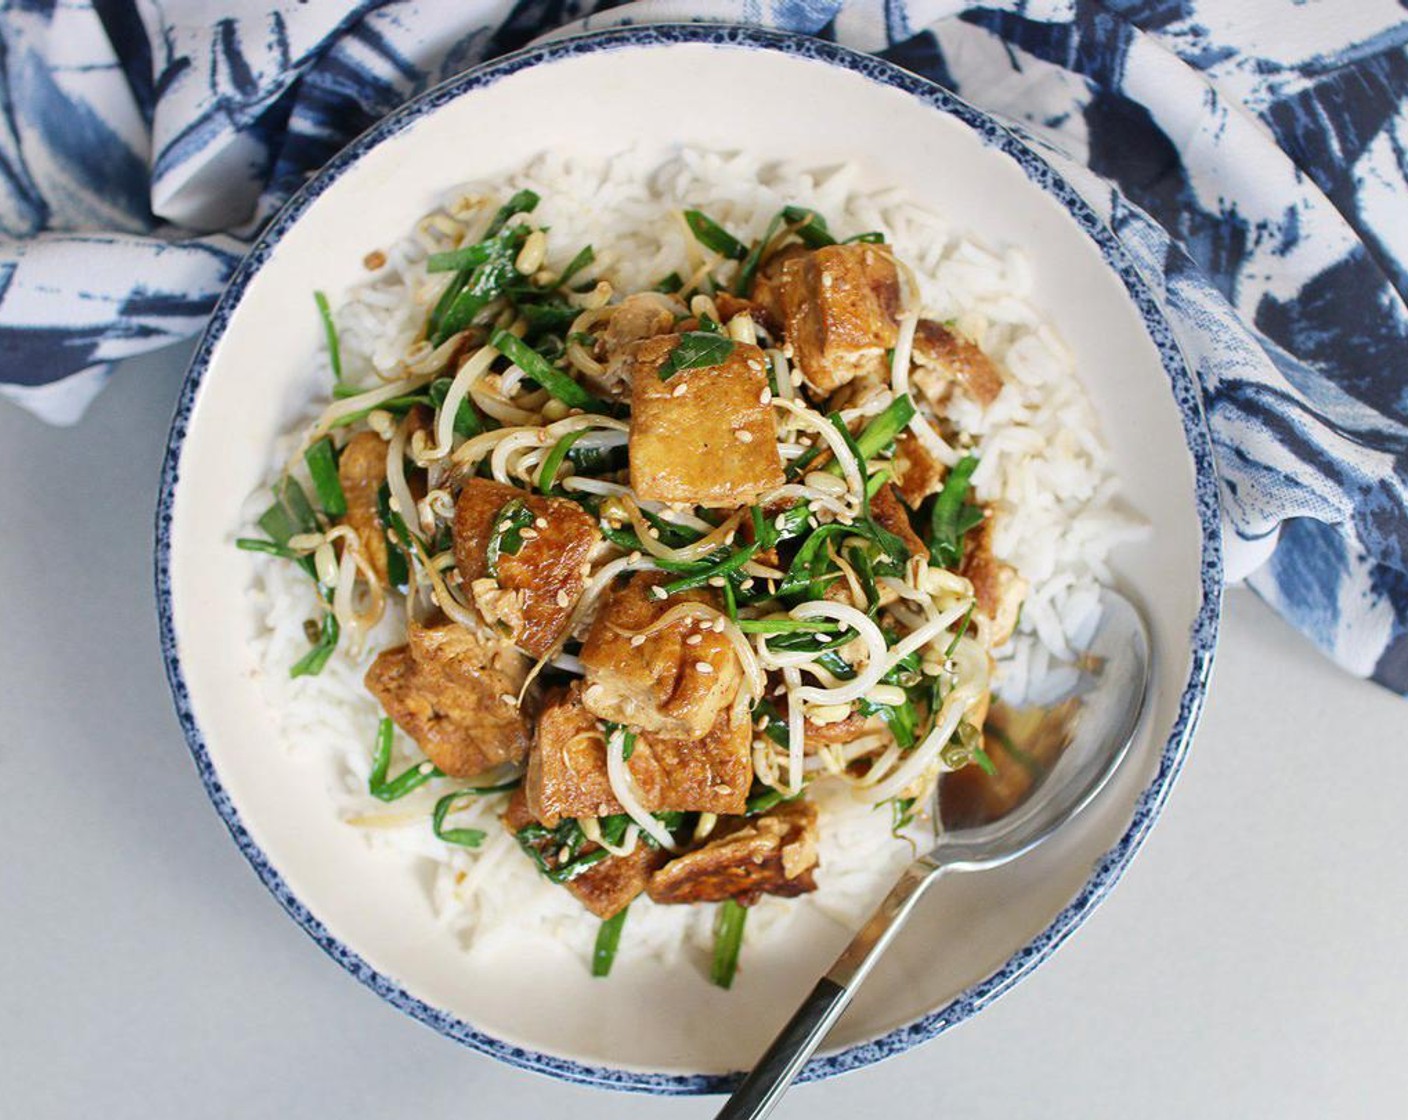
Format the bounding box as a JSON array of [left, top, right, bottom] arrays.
[[368, 718, 443, 801], [592, 907, 630, 978], [928, 455, 981, 568], [485, 498, 536, 578], [492, 329, 605, 413], [710, 899, 748, 989], [944, 602, 976, 658], [780, 206, 837, 249], [538, 429, 588, 495], [303, 438, 347, 517], [235, 537, 302, 560], [558, 245, 595, 288], [290, 612, 339, 678], [662, 542, 760, 595], [656, 332, 735, 381], [683, 210, 747, 260], [734, 619, 841, 635], [314, 291, 342, 381], [431, 782, 516, 849]]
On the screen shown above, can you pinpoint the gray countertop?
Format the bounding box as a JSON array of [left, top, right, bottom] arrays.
[[3, 344, 1405, 1118]]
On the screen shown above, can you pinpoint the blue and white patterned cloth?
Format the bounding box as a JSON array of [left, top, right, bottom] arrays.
[[3, 0, 1406, 694]]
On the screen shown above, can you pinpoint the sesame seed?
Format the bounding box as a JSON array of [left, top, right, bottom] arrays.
[[695, 661, 715, 674], [759, 388, 772, 404], [520, 527, 539, 540], [734, 429, 754, 444], [714, 784, 733, 795], [713, 618, 727, 632], [790, 370, 804, 387], [556, 590, 570, 607], [580, 561, 593, 576], [650, 585, 669, 600], [629, 550, 642, 563], [740, 578, 755, 590], [724, 530, 737, 545], [807, 516, 820, 528], [836, 513, 854, 526], [707, 576, 726, 588], [774, 514, 788, 530], [558, 846, 571, 863], [630, 634, 648, 647], [672, 382, 688, 397], [747, 359, 763, 371], [766, 580, 777, 595], [821, 273, 834, 289], [647, 527, 661, 539], [535, 517, 548, 529], [418, 762, 435, 774], [686, 634, 703, 646], [499, 693, 517, 707]]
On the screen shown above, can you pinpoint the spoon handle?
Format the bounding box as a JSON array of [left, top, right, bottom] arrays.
[[714, 856, 946, 1120]]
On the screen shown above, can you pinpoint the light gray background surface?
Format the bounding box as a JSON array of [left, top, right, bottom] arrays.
[[2, 344, 1405, 1118]]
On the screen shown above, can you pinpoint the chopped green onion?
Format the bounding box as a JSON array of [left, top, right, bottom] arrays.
[[492, 328, 605, 412], [303, 438, 347, 517], [710, 899, 748, 989], [656, 332, 735, 381], [538, 429, 588, 495], [485, 498, 535, 577], [314, 291, 343, 381], [683, 210, 747, 260], [592, 907, 630, 978], [368, 717, 442, 801], [558, 245, 595, 288]]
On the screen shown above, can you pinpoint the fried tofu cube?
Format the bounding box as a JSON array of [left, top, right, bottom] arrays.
[[364, 618, 531, 779], [579, 572, 742, 740], [870, 482, 930, 563], [627, 335, 783, 508], [778, 244, 900, 393], [526, 682, 752, 825], [960, 511, 1027, 647], [502, 788, 664, 920], [748, 243, 807, 332], [893, 430, 947, 508], [647, 800, 820, 906], [910, 319, 1004, 409], [601, 292, 683, 381], [454, 478, 600, 658]]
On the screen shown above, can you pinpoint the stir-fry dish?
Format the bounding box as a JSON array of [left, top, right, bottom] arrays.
[[240, 189, 1031, 986]]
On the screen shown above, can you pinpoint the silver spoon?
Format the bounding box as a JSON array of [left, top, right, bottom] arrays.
[[715, 587, 1151, 1120]]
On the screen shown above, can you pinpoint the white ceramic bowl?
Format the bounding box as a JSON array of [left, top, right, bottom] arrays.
[[156, 24, 1221, 1093]]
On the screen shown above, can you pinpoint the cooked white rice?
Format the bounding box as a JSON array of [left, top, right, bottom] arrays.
[[244, 147, 1139, 976]]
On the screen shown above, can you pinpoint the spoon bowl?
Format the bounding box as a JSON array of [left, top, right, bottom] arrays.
[[717, 586, 1152, 1120]]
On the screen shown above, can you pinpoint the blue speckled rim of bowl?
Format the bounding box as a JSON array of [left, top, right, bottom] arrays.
[[154, 22, 1222, 1096]]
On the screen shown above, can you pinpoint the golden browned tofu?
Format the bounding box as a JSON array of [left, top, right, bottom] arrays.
[[454, 478, 600, 658], [502, 788, 664, 920], [778, 244, 900, 393], [627, 335, 784, 509], [748, 243, 807, 332], [579, 572, 742, 740], [893, 430, 947, 507], [647, 800, 820, 906], [870, 482, 929, 563], [527, 683, 752, 824], [602, 292, 681, 378], [364, 618, 531, 779], [910, 319, 1004, 409], [337, 431, 391, 587], [960, 511, 1027, 646]]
